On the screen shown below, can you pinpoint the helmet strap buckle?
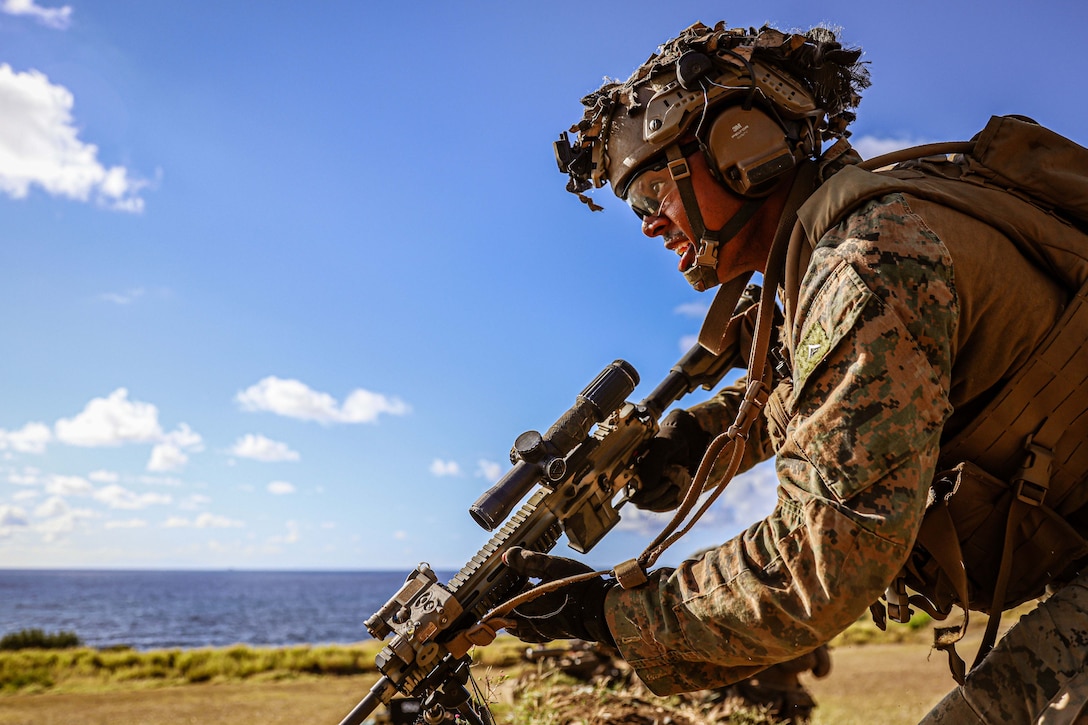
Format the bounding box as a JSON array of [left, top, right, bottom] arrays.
[[667, 157, 691, 181], [694, 234, 720, 269]]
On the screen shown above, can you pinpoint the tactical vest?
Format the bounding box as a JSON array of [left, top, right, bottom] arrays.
[[786, 116, 1088, 682]]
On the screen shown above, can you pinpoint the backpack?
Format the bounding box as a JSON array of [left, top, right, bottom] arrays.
[[789, 115, 1088, 683]]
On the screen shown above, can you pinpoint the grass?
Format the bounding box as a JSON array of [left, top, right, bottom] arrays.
[[0, 633, 960, 725], [0, 636, 531, 696], [0, 629, 82, 651], [0, 641, 386, 694], [0, 609, 938, 696], [0, 606, 1042, 724]]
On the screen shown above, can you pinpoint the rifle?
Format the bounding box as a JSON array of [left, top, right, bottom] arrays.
[[337, 287, 760, 725]]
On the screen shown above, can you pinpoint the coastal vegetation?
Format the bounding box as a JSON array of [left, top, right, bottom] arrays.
[[0, 635, 527, 694], [0, 615, 931, 696], [0, 634, 956, 725], [0, 610, 1013, 725], [0, 628, 82, 650]]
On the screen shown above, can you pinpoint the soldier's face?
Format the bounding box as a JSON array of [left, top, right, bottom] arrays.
[[631, 152, 770, 282]]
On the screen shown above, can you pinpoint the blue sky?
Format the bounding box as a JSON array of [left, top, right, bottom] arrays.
[[0, 0, 1085, 571]]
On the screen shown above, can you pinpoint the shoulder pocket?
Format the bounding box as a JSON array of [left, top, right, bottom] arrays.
[[792, 261, 874, 400]]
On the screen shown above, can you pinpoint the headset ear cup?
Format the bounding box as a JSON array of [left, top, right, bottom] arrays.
[[706, 106, 797, 197]]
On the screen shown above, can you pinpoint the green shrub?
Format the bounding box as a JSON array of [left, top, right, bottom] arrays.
[[0, 641, 379, 693], [0, 628, 82, 650]]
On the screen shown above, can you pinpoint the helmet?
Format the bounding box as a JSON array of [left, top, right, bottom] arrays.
[[555, 22, 868, 202], [554, 23, 868, 291]]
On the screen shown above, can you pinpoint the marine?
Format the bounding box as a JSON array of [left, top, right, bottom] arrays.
[[501, 20, 1088, 723]]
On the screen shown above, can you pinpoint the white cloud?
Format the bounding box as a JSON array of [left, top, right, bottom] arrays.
[[99, 287, 145, 305], [851, 135, 932, 163], [44, 474, 93, 496], [179, 493, 211, 510], [715, 461, 780, 525], [34, 506, 93, 542], [475, 459, 504, 482], [236, 376, 410, 424], [162, 512, 244, 529], [0, 64, 146, 210], [615, 506, 672, 536], [93, 484, 172, 510], [1, 0, 72, 30], [53, 390, 201, 471], [148, 424, 203, 471], [147, 443, 187, 472], [230, 433, 300, 462], [54, 389, 162, 446], [0, 504, 28, 534], [268, 520, 300, 545], [33, 495, 68, 518], [618, 461, 780, 538], [35, 516, 74, 541], [674, 301, 709, 318], [138, 475, 183, 487], [8, 467, 40, 486], [105, 518, 147, 529], [162, 423, 202, 450], [88, 469, 119, 483], [429, 459, 460, 477], [12, 489, 39, 502], [679, 334, 699, 354], [0, 422, 51, 454], [267, 480, 296, 495], [195, 512, 243, 528]]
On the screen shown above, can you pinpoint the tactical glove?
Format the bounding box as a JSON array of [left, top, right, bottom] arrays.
[[629, 408, 711, 512], [501, 547, 615, 647]]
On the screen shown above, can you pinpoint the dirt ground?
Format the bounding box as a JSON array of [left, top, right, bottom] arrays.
[[0, 641, 961, 725], [0, 676, 381, 725], [808, 642, 954, 725]]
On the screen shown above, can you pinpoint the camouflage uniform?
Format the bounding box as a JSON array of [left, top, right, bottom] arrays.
[[603, 179, 1072, 718], [923, 570, 1088, 722]]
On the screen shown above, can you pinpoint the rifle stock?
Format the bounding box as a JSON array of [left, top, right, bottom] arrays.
[[338, 287, 759, 725]]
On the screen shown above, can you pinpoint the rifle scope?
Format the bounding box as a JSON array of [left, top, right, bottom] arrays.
[[469, 359, 639, 531]]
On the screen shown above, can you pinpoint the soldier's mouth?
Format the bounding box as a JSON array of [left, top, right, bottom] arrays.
[[675, 241, 696, 272], [664, 233, 695, 272]]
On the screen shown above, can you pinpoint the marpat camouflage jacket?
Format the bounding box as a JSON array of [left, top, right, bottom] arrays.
[[603, 178, 1068, 694]]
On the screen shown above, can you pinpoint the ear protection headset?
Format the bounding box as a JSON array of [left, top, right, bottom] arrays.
[[705, 105, 800, 197], [671, 48, 819, 199]]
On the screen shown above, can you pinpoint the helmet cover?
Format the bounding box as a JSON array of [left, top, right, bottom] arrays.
[[555, 22, 870, 209]]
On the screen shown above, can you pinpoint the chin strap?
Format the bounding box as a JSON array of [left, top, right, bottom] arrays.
[[664, 145, 766, 292]]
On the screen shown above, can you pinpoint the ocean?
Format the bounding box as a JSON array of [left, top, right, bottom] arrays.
[[0, 569, 454, 651]]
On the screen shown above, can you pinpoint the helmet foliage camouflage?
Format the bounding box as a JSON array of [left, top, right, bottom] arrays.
[[555, 22, 870, 209]]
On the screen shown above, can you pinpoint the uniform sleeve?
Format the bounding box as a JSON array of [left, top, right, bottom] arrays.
[[605, 194, 958, 694]]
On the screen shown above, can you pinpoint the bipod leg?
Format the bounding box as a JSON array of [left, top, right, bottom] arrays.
[[421, 685, 492, 725], [421, 660, 493, 725], [338, 675, 397, 725]]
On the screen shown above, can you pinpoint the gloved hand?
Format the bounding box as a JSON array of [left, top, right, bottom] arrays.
[[629, 408, 711, 512], [501, 547, 615, 646]]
